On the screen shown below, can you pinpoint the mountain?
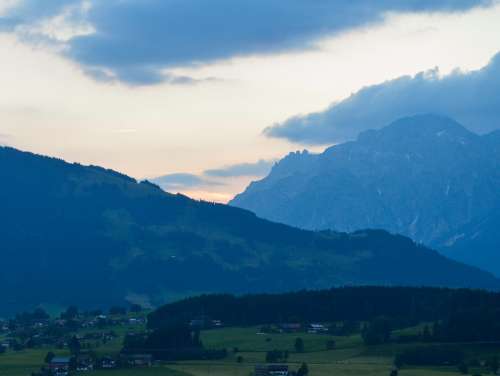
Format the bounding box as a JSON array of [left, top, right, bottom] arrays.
[[1, 146, 499, 315], [231, 115, 500, 272], [439, 208, 500, 275]]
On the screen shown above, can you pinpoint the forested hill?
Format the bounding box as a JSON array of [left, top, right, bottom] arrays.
[[0, 146, 499, 315], [148, 286, 500, 328]]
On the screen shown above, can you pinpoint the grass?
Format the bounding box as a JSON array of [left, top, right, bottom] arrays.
[[88, 367, 191, 376], [3, 324, 500, 376], [0, 348, 64, 376]]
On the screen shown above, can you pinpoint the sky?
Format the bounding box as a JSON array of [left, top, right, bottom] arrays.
[[0, 0, 500, 202]]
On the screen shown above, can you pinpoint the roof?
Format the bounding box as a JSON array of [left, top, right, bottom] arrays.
[[51, 357, 70, 364]]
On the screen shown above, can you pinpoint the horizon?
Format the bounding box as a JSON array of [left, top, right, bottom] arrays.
[[1, 0, 500, 201]]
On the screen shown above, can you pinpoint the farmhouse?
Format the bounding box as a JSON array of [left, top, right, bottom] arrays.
[[308, 323, 328, 333], [48, 356, 70, 371], [279, 323, 301, 333], [125, 353, 153, 367], [100, 356, 117, 369], [76, 354, 95, 371], [255, 364, 289, 376]]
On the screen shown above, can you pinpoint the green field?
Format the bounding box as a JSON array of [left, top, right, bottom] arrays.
[[1, 325, 499, 376]]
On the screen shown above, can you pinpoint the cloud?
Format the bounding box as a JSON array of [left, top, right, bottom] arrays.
[[152, 159, 275, 194], [85, 66, 218, 87], [204, 159, 275, 178], [151, 173, 222, 191], [265, 51, 500, 144], [3, 0, 493, 85]]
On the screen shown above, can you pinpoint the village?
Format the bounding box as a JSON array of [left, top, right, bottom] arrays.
[[0, 305, 152, 375], [0, 305, 336, 376]]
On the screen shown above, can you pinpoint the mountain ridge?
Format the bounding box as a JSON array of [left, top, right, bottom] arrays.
[[1, 144, 499, 315], [231, 114, 500, 273]]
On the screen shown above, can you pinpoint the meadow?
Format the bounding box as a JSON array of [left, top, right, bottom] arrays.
[[2, 324, 499, 376]]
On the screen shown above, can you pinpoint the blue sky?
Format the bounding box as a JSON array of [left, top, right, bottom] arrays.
[[0, 0, 499, 201]]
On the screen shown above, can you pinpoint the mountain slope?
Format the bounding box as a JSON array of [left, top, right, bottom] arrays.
[[439, 208, 500, 275], [0, 146, 498, 315], [231, 115, 500, 270]]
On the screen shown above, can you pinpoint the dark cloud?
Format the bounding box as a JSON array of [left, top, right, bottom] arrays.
[[152, 159, 275, 192], [265, 52, 500, 144], [84, 66, 218, 87], [4, 0, 492, 85], [204, 159, 274, 178]]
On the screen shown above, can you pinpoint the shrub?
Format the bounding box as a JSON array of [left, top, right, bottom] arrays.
[[395, 346, 464, 366]]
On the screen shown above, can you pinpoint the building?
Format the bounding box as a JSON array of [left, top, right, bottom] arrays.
[[48, 357, 70, 371], [307, 323, 328, 333], [279, 323, 301, 333], [189, 317, 223, 329], [76, 354, 94, 371], [125, 354, 153, 367], [255, 364, 289, 376], [100, 356, 117, 369]]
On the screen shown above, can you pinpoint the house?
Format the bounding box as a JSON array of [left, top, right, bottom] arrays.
[[125, 354, 153, 367], [255, 364, 289, 376], [76, 354, 94, 371], [100, 356, 117, 369], [279, 323, 301, 333], [48, 357, 70, 371], [189, 319, 206, 328], [212, 319, 223, 328], [307, 323, 328, 334], [189, 316, 223, 329]]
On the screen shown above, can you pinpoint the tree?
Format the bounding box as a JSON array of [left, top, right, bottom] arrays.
[[266, 350, 283, 363], [362, 317, 392, 345], [394, 346, 464, 366], [394, 356, 403, 369], [422, 325, 432, 342], [62, 306, 78, 320], [193, 329, 202, 348], [458, 362, 469, 374], [130, 304, 143, 313], [326, 339, 336, 350], [109, 306, 127, 316], [294, 337, 304, 353], [33, 308, 49, 321], [69, 356, 77, 371], [124, 323, 209, 361], [44, 351, 55, 363], [68, 336, 81, 355], [487, 357, 499, 375], [297, 362, 309, 376]]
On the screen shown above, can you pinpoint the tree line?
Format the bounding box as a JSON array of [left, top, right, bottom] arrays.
[[148, 286, 500, 330]]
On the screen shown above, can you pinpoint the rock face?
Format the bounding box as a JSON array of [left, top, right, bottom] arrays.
[[231, 114, 500, 271], [439, 208, 500, 276], [1, 144, 499, 315]]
